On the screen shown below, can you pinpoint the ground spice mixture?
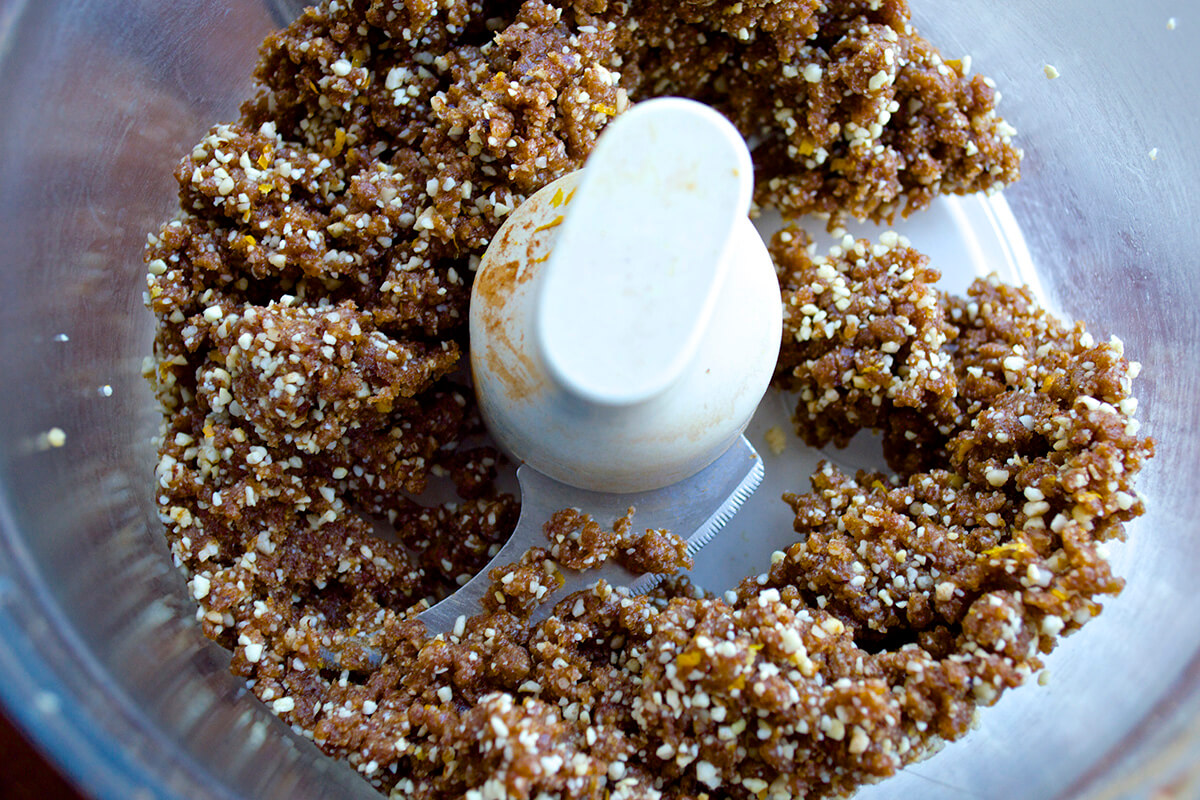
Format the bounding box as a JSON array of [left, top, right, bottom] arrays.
[[143, 1, 1151, 798]]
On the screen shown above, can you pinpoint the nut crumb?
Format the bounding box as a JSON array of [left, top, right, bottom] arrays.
[[764, 425, 788, 456]]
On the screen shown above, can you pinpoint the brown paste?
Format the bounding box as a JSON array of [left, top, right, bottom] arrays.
[[143, 1, 1152, 798], [544, 508, 692, 574]]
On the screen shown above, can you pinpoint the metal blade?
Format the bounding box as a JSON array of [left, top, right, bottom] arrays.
[[419, 435, 764, 634]]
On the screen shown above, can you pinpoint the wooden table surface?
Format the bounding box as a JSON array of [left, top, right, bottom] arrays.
[[0, 709, 88, 800]]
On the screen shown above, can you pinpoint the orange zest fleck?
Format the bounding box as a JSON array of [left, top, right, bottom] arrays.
[[982, 540, 1029, 558], [332, 128, 347, 157], [257, 153, 271, 169], [676, 650, 703, 670], [591, 102, 618, 115], [533, 215, 564, 234]]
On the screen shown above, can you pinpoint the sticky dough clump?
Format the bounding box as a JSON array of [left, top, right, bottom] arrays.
[[143, 2, 1150, 799]]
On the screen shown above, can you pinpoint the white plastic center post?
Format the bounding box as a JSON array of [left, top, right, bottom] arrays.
[[469, 97, 781, 492], [535, 99, 754, 406]]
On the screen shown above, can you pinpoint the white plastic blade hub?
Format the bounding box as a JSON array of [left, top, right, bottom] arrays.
[[536, 98, 755, 406]]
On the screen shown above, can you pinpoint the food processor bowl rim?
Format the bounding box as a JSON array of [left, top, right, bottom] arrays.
[[0, 491, 241, 800], [0, 1, 1197, 799]]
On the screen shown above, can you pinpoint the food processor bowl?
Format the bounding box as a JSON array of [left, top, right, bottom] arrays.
[[0, 1, 1196, 799]]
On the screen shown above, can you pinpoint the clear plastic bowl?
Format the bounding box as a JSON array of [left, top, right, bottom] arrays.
[[0, 2, 1197, 799]]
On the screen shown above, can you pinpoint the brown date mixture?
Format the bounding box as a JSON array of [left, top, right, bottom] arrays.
[[143, 1, 1151, 799]]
